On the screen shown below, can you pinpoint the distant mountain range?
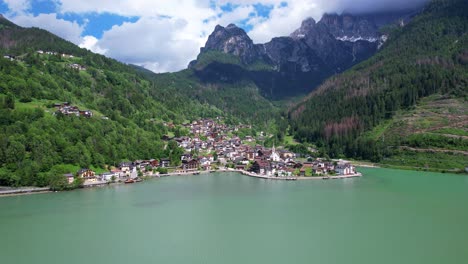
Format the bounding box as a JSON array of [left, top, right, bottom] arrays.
[[189, 10, 416, 99]]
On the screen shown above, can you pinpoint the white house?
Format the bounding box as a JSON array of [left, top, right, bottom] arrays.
[[335, 162, 356, 175]]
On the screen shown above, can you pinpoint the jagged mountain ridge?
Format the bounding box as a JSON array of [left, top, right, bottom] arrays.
[[189, 10, 415, 99]]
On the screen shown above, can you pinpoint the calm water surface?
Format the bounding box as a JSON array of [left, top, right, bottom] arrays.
[[1, 168, 467, 264]]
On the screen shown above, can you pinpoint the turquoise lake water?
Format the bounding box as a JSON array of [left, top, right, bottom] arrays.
[[1, 168, 467, 264]]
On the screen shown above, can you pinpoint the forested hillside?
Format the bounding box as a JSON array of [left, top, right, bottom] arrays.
[[290, 0, 467, 171], [0, 18, 231, 187]]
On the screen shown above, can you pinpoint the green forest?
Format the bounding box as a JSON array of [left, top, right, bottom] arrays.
[[289, 0, 467, 170]]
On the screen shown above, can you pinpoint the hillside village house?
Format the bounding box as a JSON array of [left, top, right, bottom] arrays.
[[119, 162, 138, 179], [182, 159, 200, 171], [335, 162, 356, 175], [160, 159, 171, 168], [100, 171, 120, 182], [64, 173, 75, 184], [77, 168, 96, 182]]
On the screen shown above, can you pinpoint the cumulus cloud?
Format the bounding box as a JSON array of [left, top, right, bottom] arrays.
[[10, 13, 85, 44], [79, 35, 107, 54], [57, 0, 216, 19], [248, 1, 320, 43], [328, 0, 429, 14], [3, 0, 429, 72], [247, 0, 429, 42], [3, 0, 31, 14], [94, 16, 203, 73]]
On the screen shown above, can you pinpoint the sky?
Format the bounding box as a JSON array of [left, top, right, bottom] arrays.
[[0, 0, 428, 73]]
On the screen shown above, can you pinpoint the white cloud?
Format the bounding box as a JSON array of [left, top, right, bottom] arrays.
[[75, 2, 260, 72], [95, 17, 202, 73], [58, 0, 216, 19], [246, 0, 338, 43], [3, 0, 31, 14], [79, 35, 107, 54], [3, 0, 429, 72], [10, 13, 85, 44]]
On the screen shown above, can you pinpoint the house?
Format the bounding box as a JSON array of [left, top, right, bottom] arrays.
[[119, 162, 133, 176], [110, 169, 124, 178], [246, 151, 256, 161], [69, 63, 86, 71], [149, 159, 159, 168], [181, 153, 193, 162], [335, 162, 355, 175], [277, 168, 293, 177], [160, 159, 171, 168], [199, 157, 211, 166], [79, 110, 93, 118], [101, 171, 119, 182], [63, 173, 75, 184], [280, 151, 295, 159], [239, 157, 249, 165], [312, 166, 325, 175], [182, 159, 199, 171], [129, 167, 138, 179], [250, 160, 272, 175], [77, 168, 96, 182]]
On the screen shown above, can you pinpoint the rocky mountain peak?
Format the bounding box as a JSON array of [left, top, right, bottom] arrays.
[[301, 17, 316, 29], [201, 23, 258, 64], [290, 17, 317, 39], [190, 9, 417, 98]]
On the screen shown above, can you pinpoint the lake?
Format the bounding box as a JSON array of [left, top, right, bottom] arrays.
[[1, 168, 467, 264]]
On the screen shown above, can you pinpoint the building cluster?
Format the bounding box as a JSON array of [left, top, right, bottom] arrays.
[[53, 102, 93, 118], [63, 118, 356, 184], [37, 50, 74, 58], [65, 160, 162, 184], [170, 119, 356, 177]]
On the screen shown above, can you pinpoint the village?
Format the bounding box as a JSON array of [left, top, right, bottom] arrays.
[[67, 118, 360, 186], [3, 50, 87, 71]]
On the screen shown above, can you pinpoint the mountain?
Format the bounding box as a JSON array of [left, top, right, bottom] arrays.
[[189, 10, 414, 99], [289, 0, 468, 171]]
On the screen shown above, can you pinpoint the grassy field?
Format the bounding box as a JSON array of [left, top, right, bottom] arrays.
[[284, 134, 299, 146]]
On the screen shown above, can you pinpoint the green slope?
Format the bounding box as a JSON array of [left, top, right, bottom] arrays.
[[0, 15, 284, 187], [0, 18, 229, 187], [289, 0, 468, 171]]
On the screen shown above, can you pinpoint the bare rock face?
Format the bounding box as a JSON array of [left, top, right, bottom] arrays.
[[202, 24, 260, 64], [190, 10, 415, 99]]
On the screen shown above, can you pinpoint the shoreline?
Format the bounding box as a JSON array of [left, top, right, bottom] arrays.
[[0, 169, 362, 197], [0, 187, 51, 197]]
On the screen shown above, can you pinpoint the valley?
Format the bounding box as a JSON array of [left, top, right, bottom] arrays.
[[0, 0, 467, 189]]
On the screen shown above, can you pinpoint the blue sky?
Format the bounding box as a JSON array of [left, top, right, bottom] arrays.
[[0, 0, 275, 43], [0, 0, 292, 72], [0, 0, 428, 72]]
